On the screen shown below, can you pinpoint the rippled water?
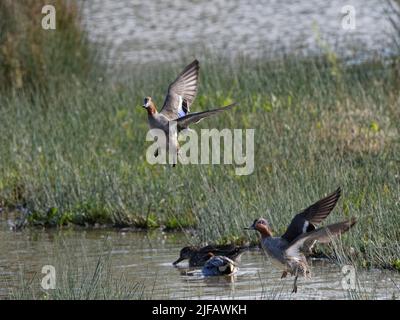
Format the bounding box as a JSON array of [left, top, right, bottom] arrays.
[[0, 216, 399, 300], [80, 0, 397, 64]]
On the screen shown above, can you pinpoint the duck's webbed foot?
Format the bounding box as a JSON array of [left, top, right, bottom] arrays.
[[281, 271, 288, 279]]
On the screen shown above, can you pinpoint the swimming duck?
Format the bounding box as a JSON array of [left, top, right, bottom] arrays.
[[173, 244, 248, 267], [245, 187, 357, 293], [142, 60, 237, 165], [202, 253, 238, 276]]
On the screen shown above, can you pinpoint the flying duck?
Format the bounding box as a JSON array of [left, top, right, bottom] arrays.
[[142, 60, 237, 165]]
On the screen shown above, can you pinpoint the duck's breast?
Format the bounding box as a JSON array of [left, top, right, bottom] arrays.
[[261, 237, 289, 268]]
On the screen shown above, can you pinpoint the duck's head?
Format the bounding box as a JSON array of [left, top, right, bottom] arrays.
[[142, 96, 157, 114], [173, 246, 197, 265], [245, 218, 272, 237]]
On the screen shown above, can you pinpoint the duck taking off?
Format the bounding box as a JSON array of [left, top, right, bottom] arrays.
[[245, 187, 357, 293], [142, 60, 237, 165]]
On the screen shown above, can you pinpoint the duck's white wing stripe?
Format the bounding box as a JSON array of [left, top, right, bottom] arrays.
[[302, 221, 309, 234]]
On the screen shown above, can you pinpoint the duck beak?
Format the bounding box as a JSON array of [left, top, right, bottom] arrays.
[[172, 257, 184, 265]]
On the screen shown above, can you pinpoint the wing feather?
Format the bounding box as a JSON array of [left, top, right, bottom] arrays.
[[285, 218, 356, 258], [160, 60, 200, 119], [175, 103, 237, 131], [281, 187, 342, 243]]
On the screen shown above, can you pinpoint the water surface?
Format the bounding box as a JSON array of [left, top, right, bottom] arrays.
[[0, 216, 398, 299], [80, 0, 397, 64]]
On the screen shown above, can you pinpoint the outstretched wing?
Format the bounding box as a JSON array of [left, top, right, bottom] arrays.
[[175, 103, 237, 131], [281, 187, 342, 243], [160, 60, 199, 119], [285, 218, 356, 259]]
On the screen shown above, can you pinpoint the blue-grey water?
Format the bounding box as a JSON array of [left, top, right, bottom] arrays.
[[80, 0, 397, 64]]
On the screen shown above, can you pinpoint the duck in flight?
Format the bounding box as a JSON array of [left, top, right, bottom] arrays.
[[245, 187, 357, 293], [142, 60, 237, 165]]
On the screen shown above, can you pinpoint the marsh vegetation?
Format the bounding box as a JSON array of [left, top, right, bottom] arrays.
[[0, 0, 399, 292]]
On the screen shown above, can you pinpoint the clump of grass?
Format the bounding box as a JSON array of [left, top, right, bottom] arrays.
[[392, 259, 400, 271], [0, 0, 100, 92]]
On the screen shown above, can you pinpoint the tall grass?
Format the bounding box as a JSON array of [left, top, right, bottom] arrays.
[[0, 0, 100, 92]]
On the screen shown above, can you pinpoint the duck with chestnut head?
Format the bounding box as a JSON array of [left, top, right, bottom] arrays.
[[245, 187, 357, 293], [142, 60, 237, 165]]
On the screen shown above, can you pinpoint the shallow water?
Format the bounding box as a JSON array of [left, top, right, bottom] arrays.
[[80, 0, 397, 64], [0, 215, 399, 300]]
